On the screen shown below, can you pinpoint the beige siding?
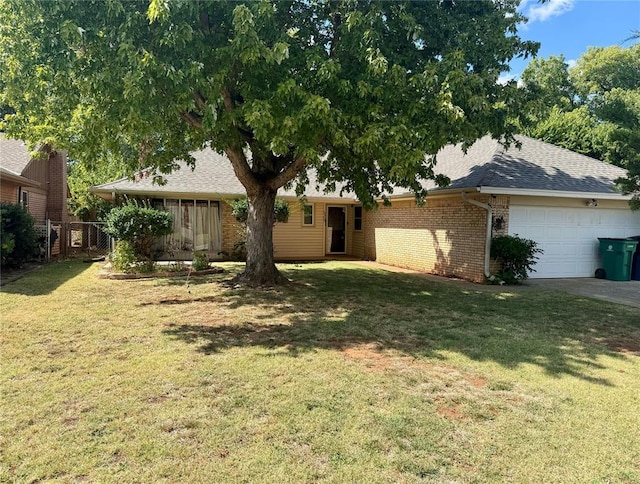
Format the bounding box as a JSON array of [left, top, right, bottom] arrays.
[[273, 202, 326, 259], [363, 195, 491, 282], [510, 195, 632, 210], [348, 205, 365, 258]]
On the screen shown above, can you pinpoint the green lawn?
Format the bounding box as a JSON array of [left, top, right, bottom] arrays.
[[1, 260, 639, 482]]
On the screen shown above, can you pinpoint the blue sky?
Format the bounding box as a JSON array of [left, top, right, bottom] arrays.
[[503, 0, 640, 82]]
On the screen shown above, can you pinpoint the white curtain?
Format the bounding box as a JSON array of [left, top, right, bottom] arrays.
[[209, 202, 222, 253], [181, 201, 194, 250], [165, 200, 181, 251], [195, 202, 209, 251]]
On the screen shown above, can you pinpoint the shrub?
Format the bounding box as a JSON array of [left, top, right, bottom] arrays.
[[0, 203, 36, 268], [104, 201, 173, 262], [111, 240, 138, 273], [192, 251, 209, 271], [491, 235, 542, 284]]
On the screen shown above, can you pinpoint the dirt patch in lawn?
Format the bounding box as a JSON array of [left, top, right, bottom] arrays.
[[601, 338, 640, 356], [340, 343, 486, 388]]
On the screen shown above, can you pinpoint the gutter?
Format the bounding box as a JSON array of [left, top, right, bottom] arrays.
[[461, 192, 492, 279]]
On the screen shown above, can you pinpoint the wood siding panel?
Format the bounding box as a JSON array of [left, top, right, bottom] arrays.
[[273, 202, 326, 259], [0, 181, 18, 204], [27, 190, 47, 223], [21, 157, 49, 185]]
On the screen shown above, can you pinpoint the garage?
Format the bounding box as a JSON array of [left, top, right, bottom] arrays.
[[508, 205, 640, 278]]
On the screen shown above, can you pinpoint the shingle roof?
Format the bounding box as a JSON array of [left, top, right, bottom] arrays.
[[92, 135, 629, 200], [0, 133, 32, 176], [415, 134, 627, 195], [92, 148, 354, 200]]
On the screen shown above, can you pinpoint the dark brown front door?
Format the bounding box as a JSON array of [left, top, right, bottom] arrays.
[[327, 206, 346, 253]]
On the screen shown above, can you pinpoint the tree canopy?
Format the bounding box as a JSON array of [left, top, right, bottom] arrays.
[[0, 0, 537, 284], [519, 43, 640, 208]]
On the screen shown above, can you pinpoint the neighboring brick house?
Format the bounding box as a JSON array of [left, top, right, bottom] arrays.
[[92, 135, 640, 281], [0, 133, 70, 224]]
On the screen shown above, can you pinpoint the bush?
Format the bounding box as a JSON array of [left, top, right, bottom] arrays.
[[104, 201, 173, 262], [0, 203, 36, 268], [111, 240, 138, 273], [491, 235, 542, 284], [192, 251, 209, 271]]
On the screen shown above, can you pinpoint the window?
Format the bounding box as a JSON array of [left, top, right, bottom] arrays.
[[354, 206, 362, 231], [303, 204, 314, 226], [164, 199, 222, 253], [21, 191, 29, 208]]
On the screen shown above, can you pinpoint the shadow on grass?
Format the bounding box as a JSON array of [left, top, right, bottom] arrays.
[[162, 264, 640, 386], [0, 260, 92, 296]]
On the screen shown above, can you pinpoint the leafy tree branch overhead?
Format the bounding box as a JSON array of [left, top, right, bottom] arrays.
[[0, 0, 537, 285]]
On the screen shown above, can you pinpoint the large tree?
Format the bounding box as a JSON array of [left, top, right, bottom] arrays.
[[519, 43, 640, 207], [0, 0, 537, 285]]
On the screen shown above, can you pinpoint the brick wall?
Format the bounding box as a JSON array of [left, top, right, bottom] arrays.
[[220, 200, 245, 258], [363, 195, 499, 282], [46, 150, 68, 223]]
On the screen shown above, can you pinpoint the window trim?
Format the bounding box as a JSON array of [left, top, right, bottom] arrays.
[[21, 190, 29, 209], [354, 206, 363, 231], [302, 204, 314, 226]]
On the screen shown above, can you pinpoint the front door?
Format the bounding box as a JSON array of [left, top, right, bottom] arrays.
[[326, 206, 346, 254]]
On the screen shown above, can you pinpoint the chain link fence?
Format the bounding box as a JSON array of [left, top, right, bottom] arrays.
[[65, 221, 113, 258]]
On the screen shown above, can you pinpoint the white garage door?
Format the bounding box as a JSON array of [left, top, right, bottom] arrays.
[[509, 205, 640, 278]]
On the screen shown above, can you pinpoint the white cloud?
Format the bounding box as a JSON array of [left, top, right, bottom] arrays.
[[497, 74, 515, 85], [526, 0, 575, 23], [566, 58, 577, 69]]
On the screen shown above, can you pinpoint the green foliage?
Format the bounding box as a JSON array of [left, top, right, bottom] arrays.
[[192, 251, 210, 271], [520, 44, 640, 207], [67, 155, 128, 221], [104, 201, 173, 262], [0, 0, 538, 281], [111, 240, 138, 273], [491, 235, 542, 284], [0, 202, 36, 268], [230, 198, 289, 224]]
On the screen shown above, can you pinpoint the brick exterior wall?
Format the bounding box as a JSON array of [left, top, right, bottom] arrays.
[[46, 150, 69, 223], [220, 200, 245, 258], [363, 194, 510, 283]]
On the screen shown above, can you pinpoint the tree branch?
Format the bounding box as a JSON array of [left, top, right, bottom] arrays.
[[225, 147, 260, 193], [179, 110, 203, 128], [267, 156, 307, 190], [193, 91, 207, 110], [222, 87, 235, 111]]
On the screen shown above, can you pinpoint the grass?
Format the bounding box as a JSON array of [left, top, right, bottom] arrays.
[[1, 260, 639, 483]]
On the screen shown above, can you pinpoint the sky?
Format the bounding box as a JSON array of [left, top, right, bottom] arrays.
[[502, 0, 640, 82]]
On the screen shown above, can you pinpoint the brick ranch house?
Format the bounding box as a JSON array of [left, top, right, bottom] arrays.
[[0, 133, 69, 224], [92, 135, 640, 282]]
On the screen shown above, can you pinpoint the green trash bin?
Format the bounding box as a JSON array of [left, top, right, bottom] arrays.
[[597, 238, 639, 281]]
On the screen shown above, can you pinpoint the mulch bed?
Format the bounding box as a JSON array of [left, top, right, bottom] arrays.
[[98, 266, 225, 280]]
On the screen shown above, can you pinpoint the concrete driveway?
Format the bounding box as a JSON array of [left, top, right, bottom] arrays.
[[524, 278, 640, 309]]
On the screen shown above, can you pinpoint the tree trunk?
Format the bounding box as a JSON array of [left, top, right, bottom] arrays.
[[233, 186, 288, 286]]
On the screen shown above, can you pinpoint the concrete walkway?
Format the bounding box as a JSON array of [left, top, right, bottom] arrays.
[[351, 261, 640, 309], [523, 278, 640, 309]]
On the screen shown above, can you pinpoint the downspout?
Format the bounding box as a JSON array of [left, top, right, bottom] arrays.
[[461, 192, 492, 279]]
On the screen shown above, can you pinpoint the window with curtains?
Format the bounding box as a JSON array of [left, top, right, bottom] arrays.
[[157, 199, 222, 253]]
